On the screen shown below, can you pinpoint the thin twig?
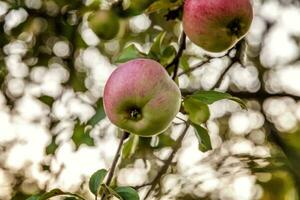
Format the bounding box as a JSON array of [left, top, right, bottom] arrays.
[[180, 89, 300, 100], [101, 132, 129, 200], [143, 124, 190, 200], [175, 116, 187, 122], [178, 60, 209, 77], [210, 41, 244, 89], [210, 61, 236, 89], [165, 32, 186, 80], [177, 41, 239, 78]]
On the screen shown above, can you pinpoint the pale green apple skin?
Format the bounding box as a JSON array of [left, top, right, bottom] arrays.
[[103, 58, 181, 137], [88, 10, 120, 40], [113, 0, 157, 18], [183, 0, 253, 52]]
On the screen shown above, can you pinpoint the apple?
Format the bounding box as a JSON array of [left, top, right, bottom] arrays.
[[183, 0, 253, 52], [88, 10, 120, 40], [103, 58, 181, 136], [112, 0, 157, 18]]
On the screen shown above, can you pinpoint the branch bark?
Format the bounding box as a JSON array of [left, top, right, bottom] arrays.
[[210, 40, 244, 89], [101, 132, 129, 200], [143, 124, 190, 200], [166, 32, 186, 80]]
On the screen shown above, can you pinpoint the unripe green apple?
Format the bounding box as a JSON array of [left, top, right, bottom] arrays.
[[112, 0, 157, 18], [88, 10, 120, 40], [103, 58, 181, 136], [183, 0, 253, 52]]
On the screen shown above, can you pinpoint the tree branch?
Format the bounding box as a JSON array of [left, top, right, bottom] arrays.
[[166, 32, 186, 80], [101, 132, 129, 200], [210, 40, 244, 89], [177, 60, 209, 77], [143, 124, 190, 200], [180, 89, 300, 101]]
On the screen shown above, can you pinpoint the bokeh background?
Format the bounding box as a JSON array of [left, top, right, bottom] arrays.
[[1, 0, 300, 199]]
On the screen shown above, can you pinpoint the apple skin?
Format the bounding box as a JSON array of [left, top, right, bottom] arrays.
[[103, 58, 181, 137], [183, 0, 253, 52], [113, 0, 157, 18], [88, 10, 120, 40]]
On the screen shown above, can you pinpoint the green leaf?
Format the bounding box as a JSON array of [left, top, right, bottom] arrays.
[[154, 133, 176, 149], [85, 0, 101, 11], [45, 136, 59, 155], [39, 189, 64, 200], [160, 46, 176, 66], [26, 195, 40, 200], [192, 123, 212, 152], [114, 187, 139, 200], [38, 95, 55, 107], [88, 98, 106, 126], [122, 135, 139, 159], [189, 90, 247, 109], [102, 184, 123, 200], [63, 198, 78, 200], [71, 121, 95, 150], [115, 44, 144, 63], [146, 0, 182, 14], [70, 70, 88, 92], [38, 189, 85, 200], [183, 97, 210, 125], [148, 32, 166, 60], [89, 169, 108, 196], [179, 55, 190, 74]]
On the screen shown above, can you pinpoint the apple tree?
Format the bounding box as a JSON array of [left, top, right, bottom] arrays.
[[0, 0, 300, 200]]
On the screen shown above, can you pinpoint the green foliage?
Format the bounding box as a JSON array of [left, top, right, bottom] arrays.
[[187, 90, 247, 109], [122, 128, 175, 160], [179, 55, 190, 74], [2, 0, 299, 199], [112, 0, 157, 18], [26, 189, 85, 200], [45, 135, 59, 155], [115, 44, 145, 63], [191, 123, 212, 152], [38, 96, 55, 107], [70, 71, 88, 92], [183, 90, 246, 152], [259, 170, 297, 200], [183, 97, 210, 125], [146, 0, 183, 14], [122, 135, 140, 159], [26, 195, 40, 200], [114, 186, 140, 200], [153, 132, 176, 149], [88, 98, 106, 126], [148, 32, 176, 66], [87, 169, 139, 200], [71, 121, 95, 150], [89, 169, 108, 196]]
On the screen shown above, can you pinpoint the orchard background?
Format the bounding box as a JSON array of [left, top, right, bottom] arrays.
[[0, 0, 300, 200]]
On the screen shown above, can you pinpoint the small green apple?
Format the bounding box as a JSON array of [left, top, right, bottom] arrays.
[[88, 10, 120, 40], [112, 0, 157, 18], [103, 58, 181, 136]]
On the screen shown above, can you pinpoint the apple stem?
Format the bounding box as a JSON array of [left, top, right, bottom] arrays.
[[100, 131, 129, 200]]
